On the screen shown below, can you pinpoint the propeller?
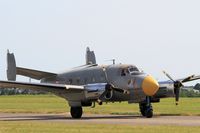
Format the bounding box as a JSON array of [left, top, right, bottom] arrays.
[[163, 71, 195, 105]]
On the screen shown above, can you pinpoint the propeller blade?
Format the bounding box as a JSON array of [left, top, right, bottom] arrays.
[[163, 71, 200, 105], [181, 75, 195, 83], [163, 71, 176, 82], [163, 71, 183, 105], [174, 87, 180, 105], [174, 81, 184, 105]]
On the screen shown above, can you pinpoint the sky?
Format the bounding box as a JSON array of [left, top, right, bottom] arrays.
[[0, 0, 200, 85]]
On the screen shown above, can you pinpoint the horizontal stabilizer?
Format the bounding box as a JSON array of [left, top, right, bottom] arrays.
[[16, 67, 57, 80], [7, 50, 57, 80]]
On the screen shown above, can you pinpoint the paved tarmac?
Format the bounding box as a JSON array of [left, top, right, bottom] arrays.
[[0, 113, 200, 126]]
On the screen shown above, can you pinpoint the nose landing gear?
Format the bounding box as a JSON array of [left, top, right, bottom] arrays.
[[139, 97, 153, 118]]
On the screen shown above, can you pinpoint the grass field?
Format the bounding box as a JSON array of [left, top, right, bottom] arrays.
[[0, 95, 199, 133], [0, 122, 200, 133], [0, 94, 199, 116]]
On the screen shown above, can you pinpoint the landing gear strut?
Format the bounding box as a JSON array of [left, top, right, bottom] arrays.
[[70, 107, 83, 119], [139, 97, 153, 118]]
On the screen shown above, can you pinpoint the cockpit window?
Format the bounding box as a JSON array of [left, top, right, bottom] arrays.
[[128, 66, 139, 74], [121, 66, 140, 76]]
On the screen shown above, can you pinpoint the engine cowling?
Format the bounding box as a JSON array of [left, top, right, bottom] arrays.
[[104, 89, 113, 100], [84, 83, 114, 100], [84, 83, 107, 100]]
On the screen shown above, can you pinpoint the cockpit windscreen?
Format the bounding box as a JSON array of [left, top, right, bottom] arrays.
[[121, 65, 140, 76]]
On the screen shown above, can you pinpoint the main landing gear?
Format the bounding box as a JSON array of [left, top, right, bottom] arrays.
[[70, 107, 83, 119], [139, 97, 153, 118]]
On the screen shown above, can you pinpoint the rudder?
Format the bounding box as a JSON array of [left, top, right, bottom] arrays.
[[85, 47, 96, 65], [7, 50, 16, 81]]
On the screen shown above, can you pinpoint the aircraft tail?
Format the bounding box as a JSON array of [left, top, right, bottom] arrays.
[[7, 50, 16, 81], [85, 47, 96, 65], [6, 50, 57, 81]]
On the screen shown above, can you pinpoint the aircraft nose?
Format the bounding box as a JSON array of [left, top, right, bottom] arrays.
[[142, 75, 159, 96]]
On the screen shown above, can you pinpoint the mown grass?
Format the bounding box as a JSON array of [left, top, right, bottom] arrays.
[[0, 95, 199, 116], [0, 95, 67, 113], [0, 95, 200, 133], [0, 122, 199, 133]]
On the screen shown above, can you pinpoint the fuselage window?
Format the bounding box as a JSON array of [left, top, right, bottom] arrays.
[[69, 79, 72, 84], [121, 69, 126, 76], [100, 74, 105, 81], [76, 78, 80, 85], [92, 77, 95, 82], [84, 78, 87, 84]]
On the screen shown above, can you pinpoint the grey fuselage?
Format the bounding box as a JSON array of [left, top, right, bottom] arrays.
[[41, 64, 174, 106], [41, 64, 145, 102]]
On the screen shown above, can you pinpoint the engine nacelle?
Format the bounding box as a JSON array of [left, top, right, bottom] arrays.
[[84, 83, 107, 100], [104, 89, 113, 100]]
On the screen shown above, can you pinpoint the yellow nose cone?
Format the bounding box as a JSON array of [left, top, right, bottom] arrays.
[[142, 75, 159, 96]]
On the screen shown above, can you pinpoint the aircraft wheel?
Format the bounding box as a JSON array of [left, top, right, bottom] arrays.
[[145, 105, 153, 118], [139, 103, 146, 117], [139, 102, 153, 118], [70, 107, 83, 119]]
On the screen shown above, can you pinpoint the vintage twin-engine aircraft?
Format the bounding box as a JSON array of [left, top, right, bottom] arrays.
[[0, 47, 200, 118]]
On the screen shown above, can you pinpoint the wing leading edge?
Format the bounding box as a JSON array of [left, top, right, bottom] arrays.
[[0, 80, 84, 94]]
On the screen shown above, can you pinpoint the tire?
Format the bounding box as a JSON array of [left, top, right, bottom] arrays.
[[70, 107, 83, 119], [139, 103, 146, 117], [145, 109, 153, 118], [139, 103, 153, 118]]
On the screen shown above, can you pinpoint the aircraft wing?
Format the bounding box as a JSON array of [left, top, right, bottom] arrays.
[[0, 80, 84, 94], [16, 67, 57, 80]]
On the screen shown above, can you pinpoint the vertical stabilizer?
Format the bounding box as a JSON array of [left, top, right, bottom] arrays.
[[7, 50, 16, 81], [85, 47, 96, 65]]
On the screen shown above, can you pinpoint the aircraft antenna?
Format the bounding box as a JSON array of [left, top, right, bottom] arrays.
[[106, 59, 115, 65], [112, 59, 115, 65]]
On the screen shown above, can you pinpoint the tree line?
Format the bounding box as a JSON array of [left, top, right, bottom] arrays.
[[0, 88, 46, 95], [0, 84, 200, 97]]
